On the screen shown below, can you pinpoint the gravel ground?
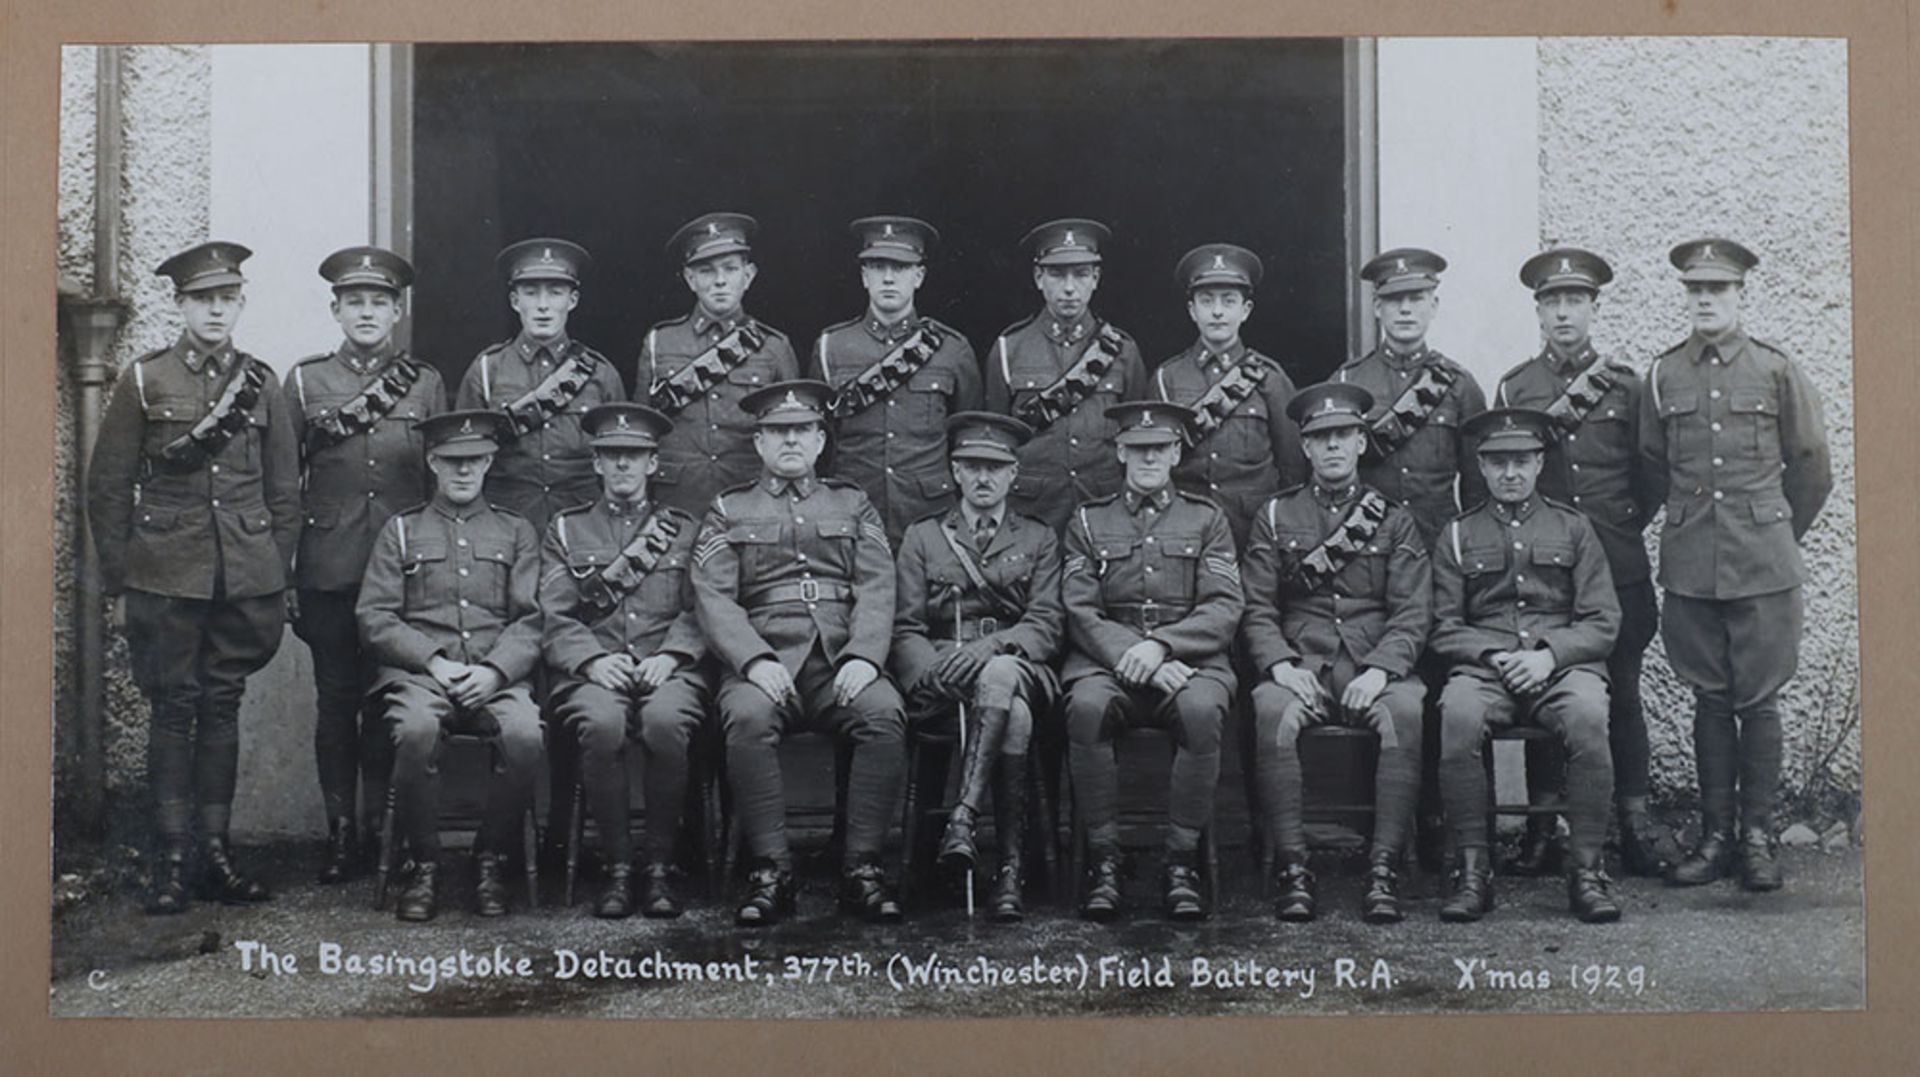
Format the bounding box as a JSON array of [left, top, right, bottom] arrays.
[[49, 842, 1864, 1019]]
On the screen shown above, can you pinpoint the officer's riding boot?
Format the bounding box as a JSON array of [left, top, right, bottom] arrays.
[[199, 835, 272, 905], [1361, 850, 1405, 924], [1616, 797, 1675, 878], [145, 838, 192, 916], [594, 861, 634, 919], [318, 816, 358, 884], [395, 861, 439, 922], [1273, 849, 1316, 923], [1440, 847, 1494, 922], [1163, 850, 1206, 922], [1739, 828, 1783, 892], [1567, 852, 1622, 923], [736, 860, 797, 927], [939, 707, 1005, 871], [1507, 814, 1564, 876], [473, 851, 510, 917], [839, 859, 905, 923], [641, 861, 683, 919], [988, 755, 1027, 923], [1081, 845, 1124, 922]]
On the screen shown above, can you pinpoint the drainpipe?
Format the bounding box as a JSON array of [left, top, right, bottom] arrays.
[[64, 45, 130, 842]]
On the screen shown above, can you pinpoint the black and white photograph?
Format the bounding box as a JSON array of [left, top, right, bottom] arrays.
[[45, 34, 1863, 1021]]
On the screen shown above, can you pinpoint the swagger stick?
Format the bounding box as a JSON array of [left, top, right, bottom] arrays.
[[955, 595, 976, 920]]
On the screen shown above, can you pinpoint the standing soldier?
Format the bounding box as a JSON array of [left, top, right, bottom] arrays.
[[691, 380, 908, 926], [88, 240, 301, 914], [286, 246, 446, 884], [1431, 408, 1622, 923], [1151, 242, 1304, 549], [1240, 384, 1430, 924], [356, 410, 545, 922], [1061, 401, 1244, 922], [540, 403, 709, 919], [892, 412, 1064, 922], [1494, 247, 1670, 877], [1333, 247, 1488, 869], [455, 238, 626, 535], [1642, 238, 1831, 892], [639, 212, 801, 518], [810, 215, 983, 544], [986, 218, 1149, 531]]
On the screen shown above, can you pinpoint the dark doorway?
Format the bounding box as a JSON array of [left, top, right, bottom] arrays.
[[411, 39, 1354, 395]]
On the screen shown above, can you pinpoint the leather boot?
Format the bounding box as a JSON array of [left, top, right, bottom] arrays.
[[145, 839, 192, 916], [641, 862, 683, 919], [1568, 855, 1622, 923], [1739, 828, 1782, 892], [735, 861, 796, 927], [1440, 847, 1494, 922], [1666, 828, 1733, 887], [595, 862, 634, 919], [199, 835, 271, 904], [396, 861, 439, 922], [1616, 805, 1676, 878], [1506, 815, 1564, 876], [988, 755, 1027, 922], [939, 707, 1004, 871], [474, 851, 510, 917], [1272, 852, 1316, 923], [1163, 852, 1206, 922], [1081, 849, 1123, 922], [1361, 852, 1405, 924], [318, 816, 358, 884], [838, 861, 904, 923]]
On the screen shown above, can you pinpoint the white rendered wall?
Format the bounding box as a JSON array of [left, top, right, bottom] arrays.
[[1376, 38, 1541, 393]]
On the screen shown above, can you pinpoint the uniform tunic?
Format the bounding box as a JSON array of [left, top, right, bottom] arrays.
[[540, 497, 709, 862], [986, 313, 1148, 530], [690, 474, 905, 865], [1431, 494, 1619, 855], [285, 341, 446, 819], [455, 333, 627, 533], [1151, 341, 1304, 548], [810, 313, 983, 544], [1332, 344, 1488, 545], [1060, 487, 1244, 850], [636, 311, 801, 518], [1239, 481, 1430, 855]]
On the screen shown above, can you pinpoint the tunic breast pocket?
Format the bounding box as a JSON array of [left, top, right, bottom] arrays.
[[401, 542, 448, 609], [1729, 389, 1781, 455], [141, 393, 205, 448], [812, 517, 859, 576], [472, 542, 516, 607], [1527, 542, 1576, 601], [1156, 533, 1205, 600], [726, 519, 784, 578], [1088, 535, 1138, 588], [640, 550, 691, 604], [906, 370, 954, 427], [1458, 543, 1507, 594]]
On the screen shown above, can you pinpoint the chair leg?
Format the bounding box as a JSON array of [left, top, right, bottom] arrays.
[[1066, 770, 1084, 910], [898, 736, 923, 904], [374, 784, 398, 911], [564, 782, 584, 907], [522, 805, 539, 909], [1028, 741, 1061, 905]]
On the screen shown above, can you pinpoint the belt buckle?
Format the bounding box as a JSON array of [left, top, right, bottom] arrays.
[[979, 616, 998, 638], [799, 578, 821, 603], [1139, 601, 1159, 630]]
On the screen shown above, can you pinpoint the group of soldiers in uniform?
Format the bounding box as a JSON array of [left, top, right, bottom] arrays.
[[85, 210, 1831, 929]]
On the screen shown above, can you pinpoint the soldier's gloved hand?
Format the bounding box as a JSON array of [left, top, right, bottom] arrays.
[[1150, 659, 1195, 695], [1341, 667, 1390, 719], [833, 658, 881, 706], [1115, 639, 1170, 688], [584, 654, 635, 694], [1503, 649, 1557, 696], [1269, 661, 1329, 717], [931, 641, 991, 691], [633, 653, 682, 692], [746, 657, 797, 708]]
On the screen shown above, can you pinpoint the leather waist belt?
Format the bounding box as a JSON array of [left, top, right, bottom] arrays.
[[931, 616, 1003, 643], [1106, 601, 1192, 631], [745, 579, 856, 607]]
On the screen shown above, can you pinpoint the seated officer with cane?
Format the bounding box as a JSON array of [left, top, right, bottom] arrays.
[[892, 412, 1064, 922], [1240, 383, 1431, 924], [356, 410, 545, 921], [1431, 407, 1621, 924], [540, 403, 709, 919]]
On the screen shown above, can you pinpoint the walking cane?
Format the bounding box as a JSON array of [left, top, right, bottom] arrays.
[[955, 593, 976, 920]]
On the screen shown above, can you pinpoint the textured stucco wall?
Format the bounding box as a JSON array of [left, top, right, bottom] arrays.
[[55, 45, 216, 840], [1536, 37, 1858, 813]]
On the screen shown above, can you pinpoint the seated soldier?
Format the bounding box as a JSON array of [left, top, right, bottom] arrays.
[[540, 403, 709, 919], [691, 379, 909, 926], [1431, 407, 1623, 923], [892, 412, 1064, 922], [1061, 401, 1245, 922], [356, 410, 545, 922], [1241, 384, 1431, 924]]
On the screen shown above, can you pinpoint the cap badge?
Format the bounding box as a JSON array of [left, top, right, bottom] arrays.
[[1395, 257, 1408, 273], [1140, 412, 1155, 427], [460, 418, 474, 434], [882, 223, 894, 237], [1500, 414, 1517, 431], [1701, 243, 1715, 260], [1063, 230, 1076, 247], [1318, 396, 1340, 415], [1212, 253, 1227, 270], [1559, 257, 1573, 274], [361, 254, 373, 268], [707, 222, 721, 237], [615, 414, 630, 430], [540, 248, 553, 263], [781, 390, 801, 408]]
